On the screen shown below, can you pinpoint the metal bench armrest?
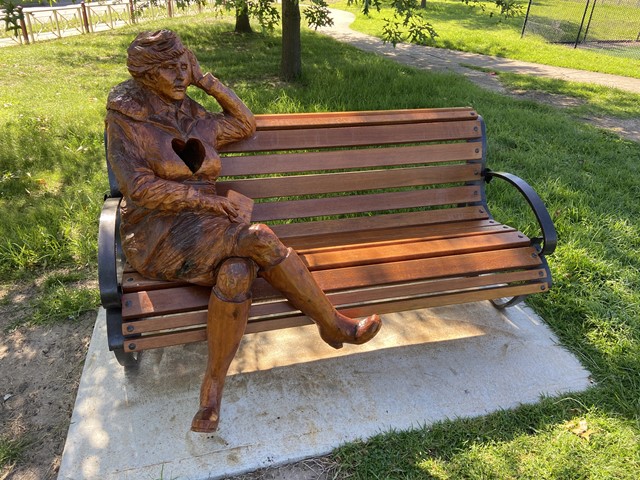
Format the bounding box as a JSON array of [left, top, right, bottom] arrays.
[[484, 169, 557, 256], [98, 196, 123, 308]]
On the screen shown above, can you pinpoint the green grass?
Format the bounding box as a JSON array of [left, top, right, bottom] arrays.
[[0, 435, 29, 469], [462, 64, 640, 120], [498, 73, 640, 120], [1, 10, 640, 478], [337, 0, 640, 78]]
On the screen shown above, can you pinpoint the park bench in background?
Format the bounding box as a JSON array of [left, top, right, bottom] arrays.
[[99, 107, 557, 366]]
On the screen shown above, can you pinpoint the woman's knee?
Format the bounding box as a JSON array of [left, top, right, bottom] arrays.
[[236, 224, 288, 263], [215, 258, 257, 302]]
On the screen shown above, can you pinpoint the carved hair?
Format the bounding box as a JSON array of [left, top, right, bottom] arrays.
[[127, 30, 186, 79]]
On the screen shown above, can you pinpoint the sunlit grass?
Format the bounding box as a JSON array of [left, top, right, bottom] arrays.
[[336, 0, 640, 78]]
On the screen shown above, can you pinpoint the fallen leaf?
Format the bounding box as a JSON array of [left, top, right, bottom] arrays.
[[570, 419, 594, 441]]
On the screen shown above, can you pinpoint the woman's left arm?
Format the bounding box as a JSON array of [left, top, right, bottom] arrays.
[[189, 51, 256, 148]]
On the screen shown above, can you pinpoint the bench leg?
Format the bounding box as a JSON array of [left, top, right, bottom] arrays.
[[113, 348, 141, 368], [261, 248, 381, 349], [491, 295, 527, 309], [191, 288, 251, 433]]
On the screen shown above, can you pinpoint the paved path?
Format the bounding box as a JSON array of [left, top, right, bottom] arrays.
[[319, 9, 640, 95]]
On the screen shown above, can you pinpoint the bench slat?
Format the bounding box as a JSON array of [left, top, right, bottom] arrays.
[[311, 246, 543, 291], [271, 208, 491, 244], [222, 121, 482, 153], [121, 246, 542, 319], [293, 222, 514, 254], [252, 186, 481, 222], [218, 164, 481, 200], [119, 220, 511, 293], [220, 143, 482, 176], [302, 231, 529, 269], [247, 108, 478, 131], [122, 268, 547, 336], [122, 283, 544, 352]]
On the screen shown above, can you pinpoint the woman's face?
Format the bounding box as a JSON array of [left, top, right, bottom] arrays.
[[152, 52, 190, 102]]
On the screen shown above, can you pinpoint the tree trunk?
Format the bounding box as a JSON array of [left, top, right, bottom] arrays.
[[280, 0, 301, 81], [421, 0, 427, 7], [235, 4, 253, 34]]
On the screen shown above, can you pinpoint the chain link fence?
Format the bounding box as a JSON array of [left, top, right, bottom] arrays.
[[521, 0, 640, 59]]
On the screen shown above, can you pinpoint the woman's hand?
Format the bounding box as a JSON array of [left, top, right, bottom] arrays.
[[187, 49, 207, 89], [209, 197, 240, 222]]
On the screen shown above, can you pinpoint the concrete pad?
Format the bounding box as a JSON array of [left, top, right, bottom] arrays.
[[58, 302, 592, 480]]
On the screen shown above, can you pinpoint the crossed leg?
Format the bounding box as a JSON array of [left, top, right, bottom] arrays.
[[191, 256, 257, 433], [191, 223, 380, 432]]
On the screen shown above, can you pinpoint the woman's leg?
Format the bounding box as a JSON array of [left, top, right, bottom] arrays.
[[235, 225, 381, 349], [191, 257, 256, 433]]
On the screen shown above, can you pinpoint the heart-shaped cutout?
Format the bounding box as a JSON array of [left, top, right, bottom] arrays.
[[172, 138, 205, 174]]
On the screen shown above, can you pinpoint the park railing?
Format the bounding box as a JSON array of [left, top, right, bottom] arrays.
[[1, 0, 219, 46]]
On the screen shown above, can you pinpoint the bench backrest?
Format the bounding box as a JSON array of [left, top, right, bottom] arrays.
[[216, 107, 487, 250]]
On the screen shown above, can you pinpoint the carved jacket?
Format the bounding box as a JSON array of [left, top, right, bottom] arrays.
[[105, 77, 256, 283]]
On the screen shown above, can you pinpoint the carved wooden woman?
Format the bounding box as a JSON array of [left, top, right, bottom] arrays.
[[106, 30, 381, 433]]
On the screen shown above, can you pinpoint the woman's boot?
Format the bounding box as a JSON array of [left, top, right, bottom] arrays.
[[261, 248, 381, 349], [191, 288, 251, 433]]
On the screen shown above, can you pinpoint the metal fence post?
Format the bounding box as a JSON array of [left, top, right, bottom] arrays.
[[17, 6, 30, 44], [81, 2, 90, 33], [582, 0, 598, 43], [521, 0, 533, 38], [53, 9, 62, 38], [129, 0, 137, 24], [574, 0, 591, 48]]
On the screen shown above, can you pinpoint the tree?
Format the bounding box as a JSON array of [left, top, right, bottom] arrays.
[[280, 0, 333, 80], [235, 2, 252, 33], [280, 0, 302, 81]]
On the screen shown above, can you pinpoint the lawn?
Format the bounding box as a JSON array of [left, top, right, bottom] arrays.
[[337, 0, 640, 78], [1, 9, 639, 478]]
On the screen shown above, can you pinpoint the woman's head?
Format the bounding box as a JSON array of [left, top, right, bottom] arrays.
[[127, 30, 192, 102], [127, 30, 186, 79]]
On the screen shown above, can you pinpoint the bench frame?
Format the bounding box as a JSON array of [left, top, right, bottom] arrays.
[[99, 107, 557, 367]]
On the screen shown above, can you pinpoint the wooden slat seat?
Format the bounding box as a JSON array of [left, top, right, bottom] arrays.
[[99, 107, 557, 365]]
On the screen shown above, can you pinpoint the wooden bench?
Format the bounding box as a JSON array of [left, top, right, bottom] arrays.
[[99, 107, 557, 366]]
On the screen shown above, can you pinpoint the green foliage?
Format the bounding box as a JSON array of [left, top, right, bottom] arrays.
[[248, 0, 280, 31], [461, 0, 524, 18], [304, 0, 334, 30], [0, 435, 29, 469], [384, 0, 438, 45], [1, 0, 23, 37], [350, 0, 522, 46]]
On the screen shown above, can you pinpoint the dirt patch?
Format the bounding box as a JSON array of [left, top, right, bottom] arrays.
[[0, 284, 94, 480]]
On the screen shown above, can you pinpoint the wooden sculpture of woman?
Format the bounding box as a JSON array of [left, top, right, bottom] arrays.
[[106, 30, 381, 433]]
